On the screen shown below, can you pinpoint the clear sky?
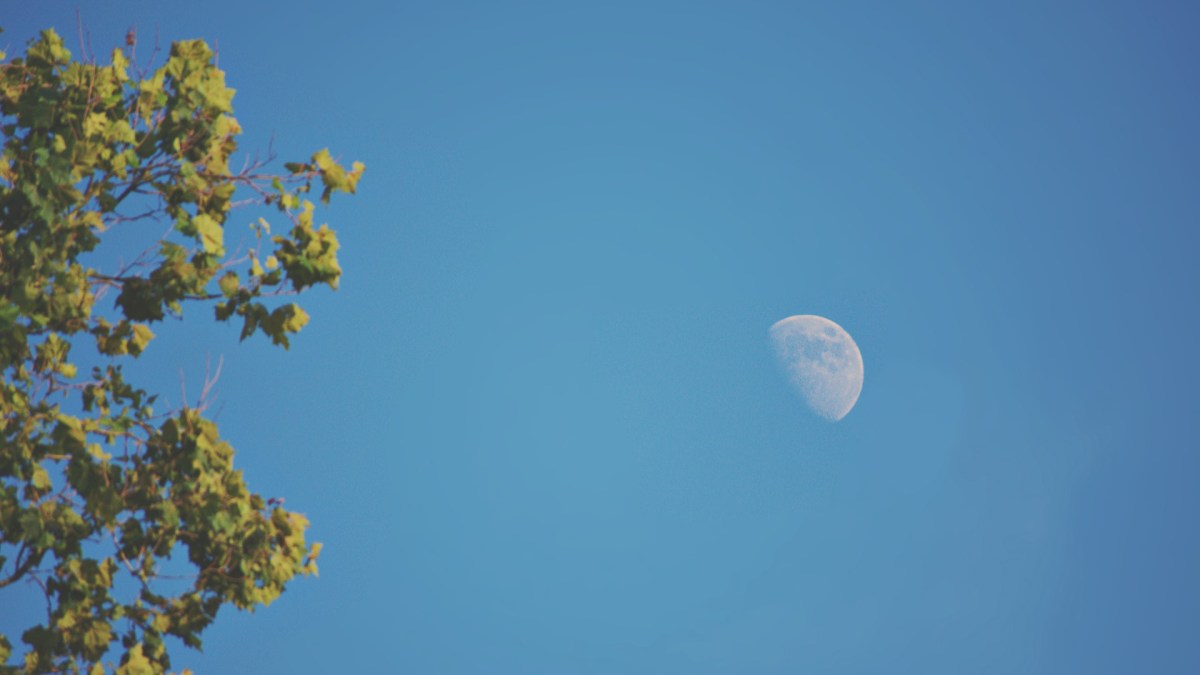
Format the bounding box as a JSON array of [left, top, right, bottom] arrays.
[[5, 2, 1200, 672]]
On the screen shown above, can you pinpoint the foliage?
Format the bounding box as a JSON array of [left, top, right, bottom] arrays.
[[0, 28, 362, 673]]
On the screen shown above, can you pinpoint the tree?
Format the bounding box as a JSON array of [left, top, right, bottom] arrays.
[[0, 27, 363, 673]]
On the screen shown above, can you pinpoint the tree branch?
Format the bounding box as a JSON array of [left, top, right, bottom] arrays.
[[0, 544, 47, 589]]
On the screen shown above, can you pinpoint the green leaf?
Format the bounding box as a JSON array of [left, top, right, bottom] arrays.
[[193, 213, 224, 255], [31, 465, 52, 491], [116, 643, 155, 675], [0, 302, 19, 331], [129, 323, 155, 355], [279, 305, 309, 333], [218, 271, 240, 298], [116, 278, 166, 322], [260, 304, 310, 348]]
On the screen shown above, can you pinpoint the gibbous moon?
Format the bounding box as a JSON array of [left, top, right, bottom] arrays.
[[770, 315, 864, 421]]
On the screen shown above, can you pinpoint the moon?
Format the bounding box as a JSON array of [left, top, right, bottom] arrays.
[[769, 315, 864, 421]]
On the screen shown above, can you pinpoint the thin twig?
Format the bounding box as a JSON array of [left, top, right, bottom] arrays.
[[196, 354, 223, 413], [178, 367, 188, 410], [74, 10, 95, 65]]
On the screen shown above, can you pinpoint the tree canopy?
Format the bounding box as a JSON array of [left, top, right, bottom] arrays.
[[0, 28, 362, 673]]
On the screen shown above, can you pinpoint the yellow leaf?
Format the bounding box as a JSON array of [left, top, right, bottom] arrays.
[[193, 214, 224, 255]]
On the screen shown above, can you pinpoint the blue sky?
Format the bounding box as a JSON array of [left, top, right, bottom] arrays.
[[5, 1, 1200, 672]]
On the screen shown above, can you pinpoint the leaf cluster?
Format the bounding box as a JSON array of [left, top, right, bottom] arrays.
[[0, 29, 360, 673]]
